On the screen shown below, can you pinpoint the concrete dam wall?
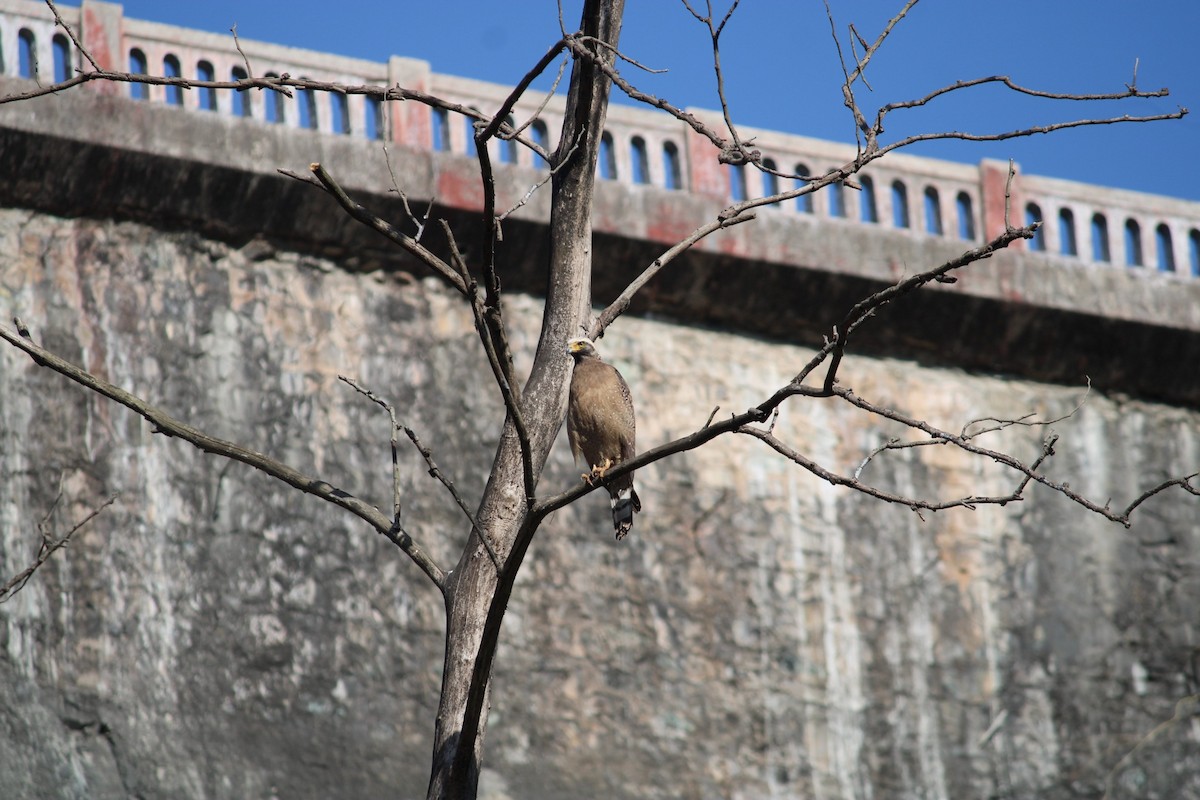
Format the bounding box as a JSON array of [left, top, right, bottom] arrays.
[[2, 204, 1198, 800], [1, 2, 1199, 797]]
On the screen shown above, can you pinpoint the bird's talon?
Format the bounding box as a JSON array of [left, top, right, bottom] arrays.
[[588, 457, 614, 482]]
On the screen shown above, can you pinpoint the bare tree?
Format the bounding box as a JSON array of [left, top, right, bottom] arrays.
[[1, 0, 1195, 797]]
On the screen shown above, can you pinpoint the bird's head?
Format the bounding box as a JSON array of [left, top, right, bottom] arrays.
[[566, 337, 598, 361]]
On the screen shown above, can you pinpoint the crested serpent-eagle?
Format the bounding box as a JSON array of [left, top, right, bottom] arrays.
[[566, 337, 641, 539]]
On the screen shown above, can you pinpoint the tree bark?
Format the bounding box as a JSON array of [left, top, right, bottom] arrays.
[[426, 2, 624, 798]]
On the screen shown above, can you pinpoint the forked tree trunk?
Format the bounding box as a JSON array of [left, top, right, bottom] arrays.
[[425, 2, 624, 798]]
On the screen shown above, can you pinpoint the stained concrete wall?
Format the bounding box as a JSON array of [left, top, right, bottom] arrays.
[[0, 24, 1199, 798], [1, 205, 1198, 799]]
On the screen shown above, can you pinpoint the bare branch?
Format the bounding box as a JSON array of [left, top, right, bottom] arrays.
[[230, 24, 255, 79], [505, 55, 568, 152], [846, 0, 920, 87], [339, 373, 502, 572], [499, 131, 583, 222], [820, 222, 1037, 392], [437, 221, 537, 506], [876, 109, 1188, 156], [476, 39, 569, 145], [741, 423, 1032, 515], [823, 0, 865, 146], [886, 73, 1171, 114], [304, 162, 467, 295], [682, 0, 747, 153], [561, 36, 733, 158], [1, 490, 116, 603], [960, 377, 1091, 438], [382, 146, 437, 243], [830, 385, 1195, 527], [533, 400, 774, 522], [871, 74, 1187, 153], [827, 0, 922, 146], [855, 375, 1089, 484], [44, 0, 100, 72], [1104, 694, 1200, 800], [0, 321, 448, 590], [337, 376, 406, 527], [0, 68, 552, 164], [589, 209, 756, 340], [1121, 471, 1200, 519]]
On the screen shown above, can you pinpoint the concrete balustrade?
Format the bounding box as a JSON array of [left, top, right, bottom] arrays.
[[2, 0, 1199, 277]]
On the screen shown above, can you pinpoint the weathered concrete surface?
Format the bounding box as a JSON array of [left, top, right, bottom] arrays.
[[1, 209, 1198, 799]]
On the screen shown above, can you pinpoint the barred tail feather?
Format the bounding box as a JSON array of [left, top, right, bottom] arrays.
[[610, 486, 641, 540]]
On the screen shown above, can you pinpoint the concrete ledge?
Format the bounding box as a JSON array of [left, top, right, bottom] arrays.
[[2, 77, 1199, 407]]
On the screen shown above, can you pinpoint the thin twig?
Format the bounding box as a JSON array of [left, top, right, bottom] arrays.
[[830, 385, 1194, 527], [874, 110, 1187, 158], [505, 55, 568, 151], [337, 375, 405, 527], [44, 0, 99, 72], [230, 23, 254, 79], [1, 491, 116, 603], [589, 209, 756, 340], [402, 425, 501, 571], [498, 131, 582, 222], [820, 222, 1038, 392], [382, 145, 437, 242], [1103, 695, 1200, 800], [338, 374, 501, 568], [304, 163, 467, 295], [681, 0, 747, 155], [438, 221, 537, 506], [741, 425, 1029, 514], [823, 0, 864, 146], [336, 376, 499, 571]]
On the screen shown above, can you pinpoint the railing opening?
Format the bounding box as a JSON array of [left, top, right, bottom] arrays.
[[795, 165, 812, 214], [956, 192, 975, 240], [828, 180, 845, 219], [197, 61, 216, 111], [1091, 213, 1110, 263], [500, 115, 518, 164], [364, 97, 383, 140], [18, 29, 36, 79], [431, 108, 449, 151], [598, 131, 616, 180], [860, 176, 878, 223], [631, 136, 649, 185], [663, 141, 682, 190], [531, 119, 550, 165], [52, 33, 70, 83], [728, 164, 747, 202], [298, 84, 318, 129], [264, 72, 284, 124], [163, 54, 183, 105], [1189, 229, 1200, 277], [891, 180, 909, 228], [128, 48, 148, 100], [923, 186, 942, 235], [1025, 203, 1045, 251], [1125, 219, 1143, 267], [1058, 208, 1077, 256], [1155, 224, 1175, 272], [331, 93, 349, 135]]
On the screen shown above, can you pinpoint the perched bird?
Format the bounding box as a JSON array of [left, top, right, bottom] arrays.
[[566, 337, 641, 539]]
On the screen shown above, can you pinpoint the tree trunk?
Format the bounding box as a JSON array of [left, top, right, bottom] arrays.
[[425, 2, 624, 798]]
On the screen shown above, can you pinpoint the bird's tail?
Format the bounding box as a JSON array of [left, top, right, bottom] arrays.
[[611, 486, 641, 540]]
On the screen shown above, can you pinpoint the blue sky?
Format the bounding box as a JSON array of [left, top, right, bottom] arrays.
[[118, 1, 1197, 202]]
